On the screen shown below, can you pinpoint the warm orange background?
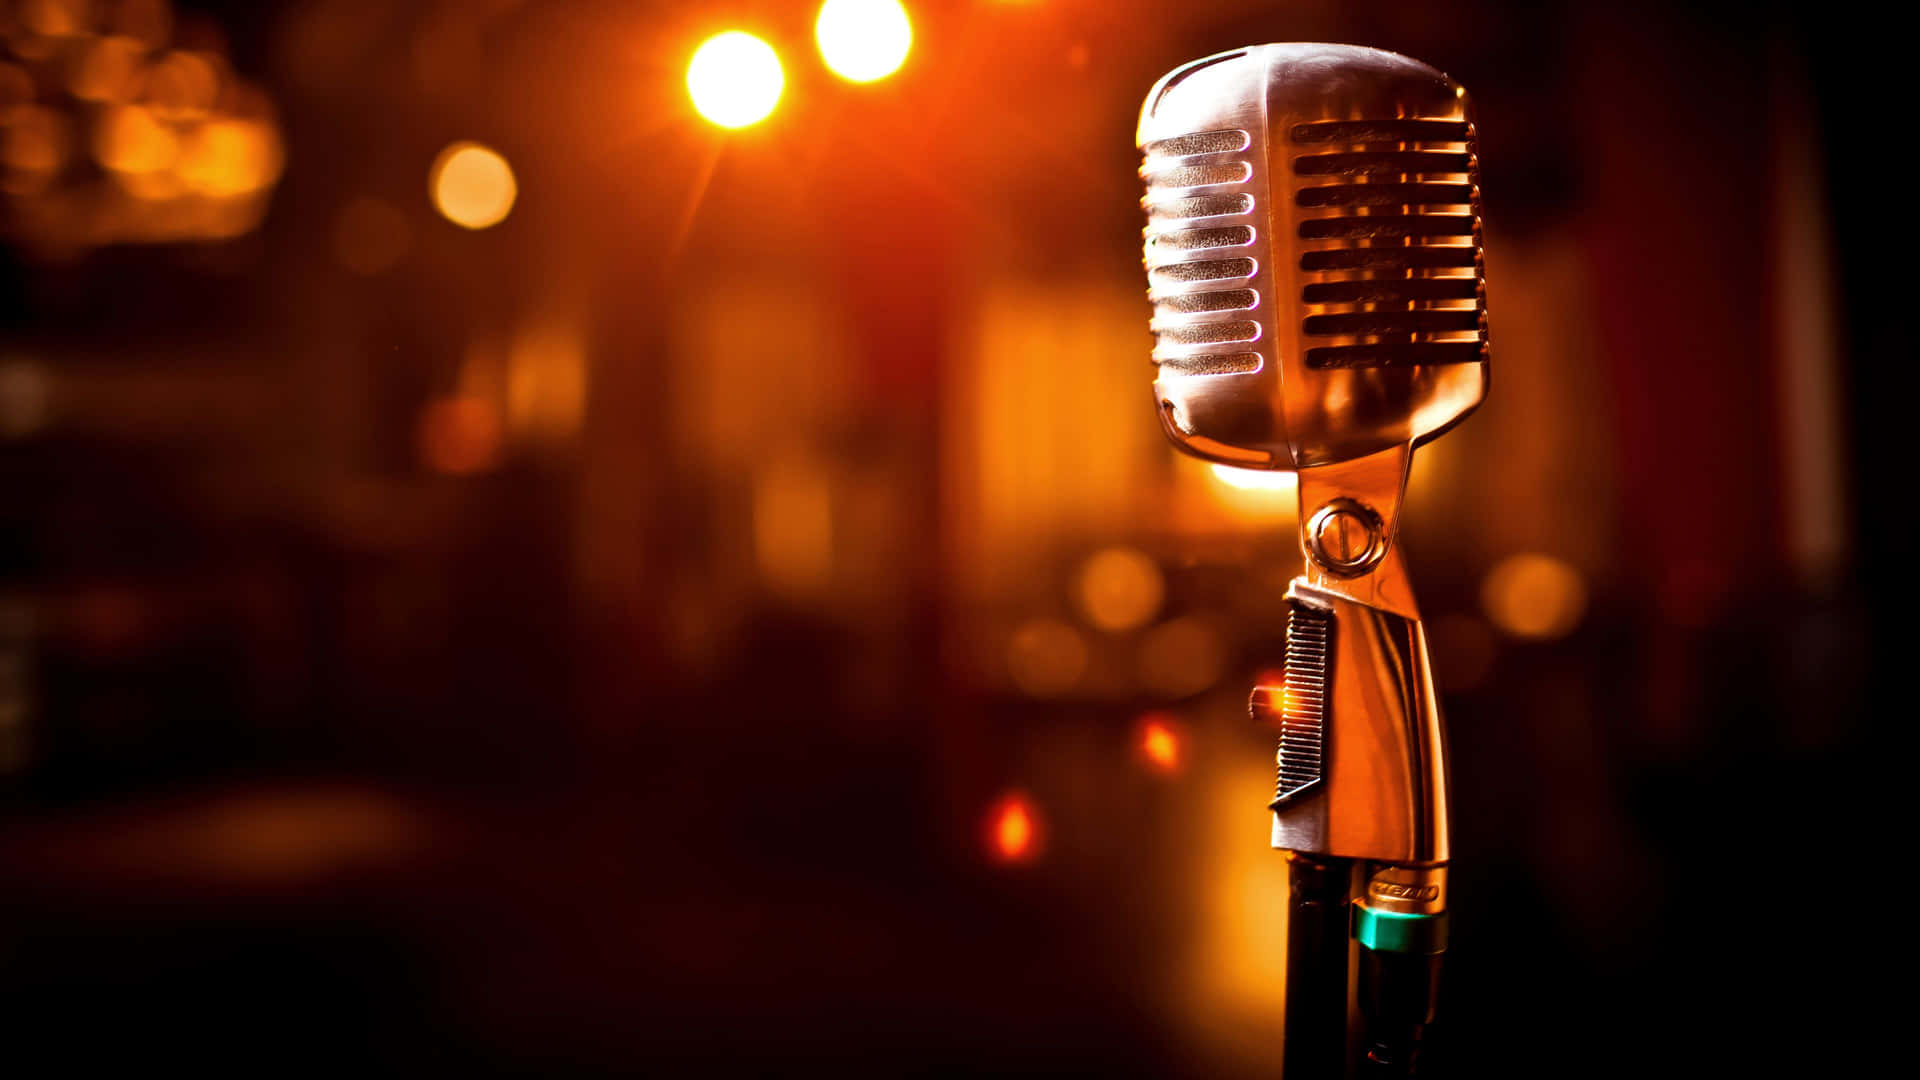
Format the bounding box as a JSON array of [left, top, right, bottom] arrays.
[[0, 1, 1891, 1075]]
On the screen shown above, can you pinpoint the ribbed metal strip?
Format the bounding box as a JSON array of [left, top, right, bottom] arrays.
[[1257, 601, 1333, 805]]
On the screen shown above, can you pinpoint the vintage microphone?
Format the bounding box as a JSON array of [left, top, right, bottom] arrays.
[[1136, 43, 1488, 1075]]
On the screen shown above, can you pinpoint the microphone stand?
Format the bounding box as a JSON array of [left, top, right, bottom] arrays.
[[1282, 853, 1359, 1077], [1255, 446, 1452, 1077]]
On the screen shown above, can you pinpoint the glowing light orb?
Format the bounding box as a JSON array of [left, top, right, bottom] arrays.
[[429, 142, 516, 230], [988, 793, 1042, 863], [815, 0, 912, 83], [1481, 553, 1588, 640], [1074, 547, 1164, 632], [1138, 714, 1183, 773], [687, 32, 784, 128]]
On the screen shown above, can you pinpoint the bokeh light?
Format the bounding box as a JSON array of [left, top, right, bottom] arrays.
[[92, 105, 176, 175], [1138, 616, 1227, 698], [1481, 553, 1588, 640], [986, 792, 1042, 864], [1074, 547, 1164, 632], [815, 0, 912, 84], [69, 35, 148, 104], [429, 141, 516, 230], [1137, 713, 1184, 774], [174, 119, 282, 197], [686, 32, 784, 129]]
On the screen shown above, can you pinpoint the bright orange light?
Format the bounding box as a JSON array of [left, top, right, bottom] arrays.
[[815, 0, 912, 83], [1074, 546, 1163, 632], [1481, 553, 1587, 640], [176, 120, 284, 197], [429, 142, 516, 230], [687, 32, 784, 129], [1208, 464, 1296, 492], [988, 793, 1042, 863], [1138, 714, 1183, 773]]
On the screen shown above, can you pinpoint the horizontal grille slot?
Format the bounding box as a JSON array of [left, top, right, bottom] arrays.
[[1305, 342, 1485, 370], [1290, 119, 1470, 144], [1148, 193, 1253, 219], [1145, 161, 1251, 187], [1156, 352, 1261, 375], [1157, 289, 1258, 314], [1301, 247, 1478, 272], [1304, 278, 1478, 304], [1151, 258, 1254, 284], [1144, 129, 1250, 157], [1297, 183, 1473, 208], [1293, 151, 1471, 176], [1152, 226, 1253, 251], [1304, 310, 1482, 337], [1300, 215, 1475, 241], [1159, 320, 1259, 346]]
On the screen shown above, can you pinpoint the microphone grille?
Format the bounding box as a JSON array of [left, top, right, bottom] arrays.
[[1290, 117, 1486, 371], [1141, 125, 1267, 381]]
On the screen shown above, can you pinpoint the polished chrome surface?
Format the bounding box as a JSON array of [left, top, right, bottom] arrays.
[[1138, 43, 1487, 470], [1305, 497, 1386, 576], [1140, 44, 1481, 870], [1266, 578, 1449, 865]]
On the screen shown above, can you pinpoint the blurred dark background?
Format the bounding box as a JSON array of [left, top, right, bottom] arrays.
[[0, 0, 1899, 1074]]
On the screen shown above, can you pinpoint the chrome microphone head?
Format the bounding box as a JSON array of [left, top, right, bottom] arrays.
[[1137, 45, 1492, 874], [1139, 43, 1487, 471]]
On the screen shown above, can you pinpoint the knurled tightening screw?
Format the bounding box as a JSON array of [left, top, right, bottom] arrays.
[[1306, 498, 1385, 575]]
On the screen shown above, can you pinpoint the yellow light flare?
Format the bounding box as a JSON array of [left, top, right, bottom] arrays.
[[686, 32, 783, 129], [988, 793, 1042, 863], [1138, 713, 1183, 774], [429, 141, 516, 230], [1074, 546, 1164, 632], [93, 105, 176, 174], [1481, 553, 1588, 640], [1209, 464, 1296, 492], [815, 0, 912, 83], [175, 119, 283, 197]]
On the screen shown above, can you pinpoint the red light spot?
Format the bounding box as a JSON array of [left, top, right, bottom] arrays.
[[417, 396, 502, 475], [1137, 713, 1184, 774], [987, 793, 1042, 863]]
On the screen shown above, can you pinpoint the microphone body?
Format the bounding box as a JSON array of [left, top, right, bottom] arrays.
[[1138, 43, 1488, 1075]]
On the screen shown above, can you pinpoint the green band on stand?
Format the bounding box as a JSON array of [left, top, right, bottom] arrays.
[[1353, 905, 1449, 954]]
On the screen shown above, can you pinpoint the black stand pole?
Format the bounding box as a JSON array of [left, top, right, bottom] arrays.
[[1282, 851, 1355, 1078]]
